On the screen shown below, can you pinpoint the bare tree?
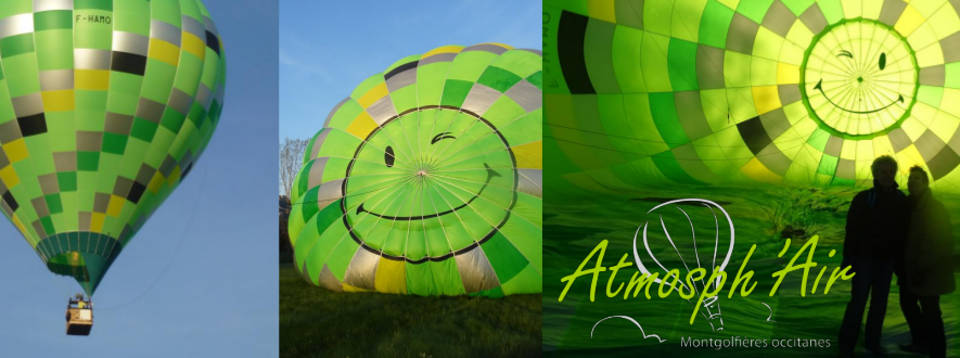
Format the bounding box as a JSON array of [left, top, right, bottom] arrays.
[[280, 137, 310, 196], [279, 195, 293, 263]]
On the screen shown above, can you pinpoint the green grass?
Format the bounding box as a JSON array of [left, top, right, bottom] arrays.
[[279, 264, 542, 357]]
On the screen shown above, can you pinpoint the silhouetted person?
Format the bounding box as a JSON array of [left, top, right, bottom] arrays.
[[838, 156, 908, 357], [898, 166, 954, 358]]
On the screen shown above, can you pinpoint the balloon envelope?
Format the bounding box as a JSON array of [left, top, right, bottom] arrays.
[[289, 44, 542, 297], [0, 0, 226, 295], [544, 0, 960, 193]]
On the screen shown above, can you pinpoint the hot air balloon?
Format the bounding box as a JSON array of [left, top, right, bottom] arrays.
[[633, 199, 734, 332], [544, 0, 960, 192], [288, 43, 541, 297], [0, 0, 225, 334]]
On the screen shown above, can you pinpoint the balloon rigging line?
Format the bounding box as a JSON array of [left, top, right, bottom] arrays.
[[429, 177, 538, 265], [356, 167, 497, 221], [425, 177, 476, 265], [310, 174, 440, 264], [429, 176, 541, 240], [316, 174, 418, 265], [434, 145, 516, 171], [544, 135, 810, 161], [545, 122, 811, 147], [353, 174, 419, 259]]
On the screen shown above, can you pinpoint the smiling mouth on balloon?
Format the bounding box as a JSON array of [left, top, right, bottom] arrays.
[[813, 79, 904, 114], [356, 163, 500, 221]]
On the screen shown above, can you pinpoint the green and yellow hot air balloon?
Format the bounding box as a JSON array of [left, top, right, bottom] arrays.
[[288, 43, 541, 297], [0, 0, 225, 296]]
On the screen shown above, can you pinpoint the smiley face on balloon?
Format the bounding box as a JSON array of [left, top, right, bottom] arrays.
[[289, 44, 542, 297], [341, 105, 518, 262], [801, 18, 919, 138], [812, 50, 903, 114]]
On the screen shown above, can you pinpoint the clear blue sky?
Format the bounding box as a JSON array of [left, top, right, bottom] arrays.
[[279, 0, 542, 142], [0, 1, 278, 356]]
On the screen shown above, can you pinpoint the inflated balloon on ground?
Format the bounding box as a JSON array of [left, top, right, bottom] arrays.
[[289, 43, 542, 297]]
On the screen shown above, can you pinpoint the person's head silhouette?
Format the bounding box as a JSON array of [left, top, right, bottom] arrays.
[[871, 155, 898, 189], [907, 166, 929, 196]]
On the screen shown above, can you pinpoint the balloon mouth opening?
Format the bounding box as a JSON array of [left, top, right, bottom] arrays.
[[46, 253, 92, 281], [36, 232, 123, 295]]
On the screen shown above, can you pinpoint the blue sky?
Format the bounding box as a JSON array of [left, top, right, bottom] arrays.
[[0, 1, 278, 356], [279, 0, 542, 142]]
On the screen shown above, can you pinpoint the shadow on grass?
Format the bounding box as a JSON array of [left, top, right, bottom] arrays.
[[280, 264, 542, 357]]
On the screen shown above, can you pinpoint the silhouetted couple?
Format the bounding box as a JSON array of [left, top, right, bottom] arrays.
[[838, 156, 955, 358]]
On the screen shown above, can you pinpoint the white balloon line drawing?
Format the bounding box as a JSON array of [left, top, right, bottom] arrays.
[[704, 203, 725, 332], [677, 205, 721, 317], [706, 204, 719, 280], [636, 224, 694, 298], [634, 223, 717, 329], [761, 302, 776, 322], [590, 315, 667, 343], [632, 198, 735, 332], [677, 206, 702, 273], [658, 214, 698, 291]]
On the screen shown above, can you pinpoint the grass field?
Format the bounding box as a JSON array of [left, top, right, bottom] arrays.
[[279, 264, 542, 357], [543, 184, 960, 357]]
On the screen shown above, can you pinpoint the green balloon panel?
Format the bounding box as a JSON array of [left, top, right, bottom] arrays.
[[289, 44, 542, 297], [0, 0, 226, 294], [544, 0, 960, 193]]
